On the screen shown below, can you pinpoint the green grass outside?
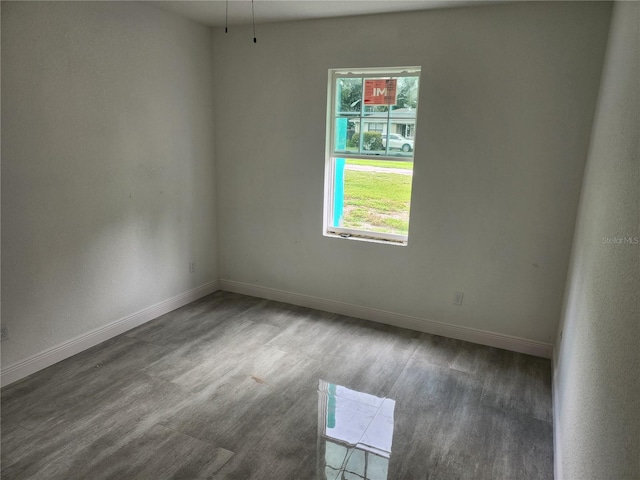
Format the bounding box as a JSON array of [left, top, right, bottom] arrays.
[[341, 159, 413, 235]]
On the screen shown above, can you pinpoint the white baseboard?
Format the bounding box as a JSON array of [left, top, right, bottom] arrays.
[[1, 278, 553, 387], [219, 279, 553, 359], [1, 281, 220, 387]]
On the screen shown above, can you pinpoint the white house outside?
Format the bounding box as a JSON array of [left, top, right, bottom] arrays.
[[348, 107, 417, 139]]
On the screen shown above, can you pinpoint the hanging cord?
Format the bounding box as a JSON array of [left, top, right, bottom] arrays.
[[225, 0, 228, 33], [252, 0, 257, 43]]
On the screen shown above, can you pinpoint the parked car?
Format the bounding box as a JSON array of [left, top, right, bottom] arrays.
[[381, 133, 413, 152]]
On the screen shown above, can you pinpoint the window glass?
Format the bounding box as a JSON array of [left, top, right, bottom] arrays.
[[325, 67, 421, 244]]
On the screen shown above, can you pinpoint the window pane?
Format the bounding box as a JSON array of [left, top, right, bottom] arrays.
[[363, 77, 393, 111], [391, 76, 419, 113], [334, 117, 354, 153], [381, 130, 414, 158], [336, 77, 362, 115], [337, 158, 413, 236], [359, 122, 386, 155]]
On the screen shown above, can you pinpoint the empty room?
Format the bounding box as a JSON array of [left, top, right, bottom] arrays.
[[1, 1, 638, 479]]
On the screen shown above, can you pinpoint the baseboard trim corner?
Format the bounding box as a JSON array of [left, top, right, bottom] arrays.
[[1, 280, 220, 387], [219, 279, 553, 359]]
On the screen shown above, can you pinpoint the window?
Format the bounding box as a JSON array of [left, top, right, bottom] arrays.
[[323, 67, 421, 245], [369, 122, 385, 133]]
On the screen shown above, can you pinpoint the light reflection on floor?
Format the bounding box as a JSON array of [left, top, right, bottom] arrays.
[[317, 380, 395, 480]]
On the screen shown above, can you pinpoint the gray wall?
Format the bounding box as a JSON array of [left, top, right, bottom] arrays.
[[1, 2, 218, 367], [212, 2, 611, 344], [553, 2, 640, 479]]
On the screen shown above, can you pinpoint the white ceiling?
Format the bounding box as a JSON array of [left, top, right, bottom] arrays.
[[148, 0, 490, 27]]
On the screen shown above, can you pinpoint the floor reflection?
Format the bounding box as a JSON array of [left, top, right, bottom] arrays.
[[317, 380, 395, 480]]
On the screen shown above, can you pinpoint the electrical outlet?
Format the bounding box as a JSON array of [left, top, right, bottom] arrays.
[[453, 291, 464, 306], [1, 327, 8, 342], [189, 262, 196, 273]]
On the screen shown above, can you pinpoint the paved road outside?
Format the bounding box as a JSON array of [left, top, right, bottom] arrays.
[[345, 165, 412, 175]]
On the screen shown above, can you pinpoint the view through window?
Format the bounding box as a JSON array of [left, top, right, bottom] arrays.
[[324, 67, 421, 244]]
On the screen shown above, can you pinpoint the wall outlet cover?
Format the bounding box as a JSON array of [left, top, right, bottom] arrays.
[[453, 291, 464, 306]]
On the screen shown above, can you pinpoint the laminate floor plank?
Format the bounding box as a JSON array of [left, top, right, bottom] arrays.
[[211, 397, 319, 480], [126, 293, 264, 349], [1, 337, 174, 428], [2, 373, 194, 477], [24, 424, 233, 480], [1, 291, 553, 479], [480, 350, 553, 423]]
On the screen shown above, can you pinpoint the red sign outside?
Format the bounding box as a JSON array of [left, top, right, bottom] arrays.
[[364, 79, 398, 105]]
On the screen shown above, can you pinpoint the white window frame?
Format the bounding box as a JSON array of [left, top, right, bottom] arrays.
[[323, 66, 421, 246]]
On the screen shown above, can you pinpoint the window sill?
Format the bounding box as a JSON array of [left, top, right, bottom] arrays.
[[324, 231, 407, 247]]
